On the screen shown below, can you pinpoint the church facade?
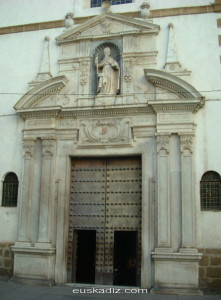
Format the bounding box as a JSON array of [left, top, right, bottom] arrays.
[[0, 0, 221, 295]]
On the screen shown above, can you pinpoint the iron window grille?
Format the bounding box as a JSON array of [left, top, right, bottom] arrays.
[[2, 173, 19, 207], [91, 0, 132, 8], [200, 171, 221, 211]]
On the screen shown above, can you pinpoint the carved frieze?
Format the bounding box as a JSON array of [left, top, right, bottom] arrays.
[[58, 119, 77, 128], [79, 118, 131, 147], [133, 115, 156, 126], [25, 118, 55, 129], [158, 113, 192, 123]]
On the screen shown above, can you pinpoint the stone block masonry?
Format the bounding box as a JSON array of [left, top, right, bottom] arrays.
[[199, 249, 221, 291], [0, 243, 14, 279]]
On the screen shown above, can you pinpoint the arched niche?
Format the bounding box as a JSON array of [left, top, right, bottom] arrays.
[[90, 42, 122, 96]]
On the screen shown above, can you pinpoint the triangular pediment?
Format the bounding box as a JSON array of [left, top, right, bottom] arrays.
[[56, 12, 160, 43]]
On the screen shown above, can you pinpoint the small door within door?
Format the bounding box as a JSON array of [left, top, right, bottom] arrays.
[[75, 230, 96, 284], [113, 231, 138, 286]]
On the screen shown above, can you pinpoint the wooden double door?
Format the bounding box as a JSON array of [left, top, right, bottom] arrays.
[[68, 157, 142, 286]]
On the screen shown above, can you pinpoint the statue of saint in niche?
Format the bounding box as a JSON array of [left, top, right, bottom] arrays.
[[95, 47, 120, 95]]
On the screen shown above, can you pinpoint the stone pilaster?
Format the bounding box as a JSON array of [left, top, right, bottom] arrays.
[[155, 134, 172, 252], [179, 134, 197, 252], [17, 138, 36, 245], [36, 137, 56, 247]]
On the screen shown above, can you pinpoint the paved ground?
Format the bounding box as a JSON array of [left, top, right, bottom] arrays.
[[0, 280, 221, 300]]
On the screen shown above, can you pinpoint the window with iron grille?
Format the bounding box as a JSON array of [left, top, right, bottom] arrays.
[[91, 0, 132, 8], [2, 173, 19, 207], [200, 171, 221, 211]]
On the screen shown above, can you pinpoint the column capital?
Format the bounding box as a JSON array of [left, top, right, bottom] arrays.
[[179, 134, 194, 154], [23, 138, 37, 158], [41, 137, 56, 157], [156, 134, 171, 154]]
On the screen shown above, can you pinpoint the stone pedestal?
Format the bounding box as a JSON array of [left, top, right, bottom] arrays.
[[151, 252, 202, 295], [11, 246, 56, 286]]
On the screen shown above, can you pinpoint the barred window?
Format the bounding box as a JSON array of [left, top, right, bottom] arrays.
[[91, 0, 132, 8], [2, 173, 19, 207], [200, 171, 221, 211]]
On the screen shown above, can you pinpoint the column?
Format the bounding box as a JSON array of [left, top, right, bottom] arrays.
[[179, 134, 197, 252], [141, 152, 154, 289], [36, 137, 56, 247], [17, 138, 36, 245], [155, 134, 172, 252]]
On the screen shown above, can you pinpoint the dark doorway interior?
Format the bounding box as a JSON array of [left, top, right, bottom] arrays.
[[75, 230, 96, 284], [113, 231, 138, 286]]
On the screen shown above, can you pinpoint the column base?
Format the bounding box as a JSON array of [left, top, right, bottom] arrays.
[[14, 241, 32, 247], [154, 247, 173, 253]]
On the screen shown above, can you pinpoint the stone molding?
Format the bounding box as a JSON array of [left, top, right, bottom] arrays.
[[150, 100, 204, 114], [11, 246, 56, 255], [152, 252, 202, 262]]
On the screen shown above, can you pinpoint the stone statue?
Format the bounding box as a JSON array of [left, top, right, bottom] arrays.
[[95, 47, 120, 95]]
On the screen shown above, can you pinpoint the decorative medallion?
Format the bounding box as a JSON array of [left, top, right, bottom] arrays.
[[79, 118, 131, 146]]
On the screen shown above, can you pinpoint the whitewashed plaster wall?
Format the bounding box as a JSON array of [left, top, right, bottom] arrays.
[[0, 0, 214, 27], [0, 0, 221, 247]]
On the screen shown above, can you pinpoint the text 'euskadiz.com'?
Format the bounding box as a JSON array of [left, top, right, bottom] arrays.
[[72, 287, 148, 294]]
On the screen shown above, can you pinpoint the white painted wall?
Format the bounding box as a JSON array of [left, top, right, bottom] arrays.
[[0, 0, 220, 247], [0, 0, 214, 27]]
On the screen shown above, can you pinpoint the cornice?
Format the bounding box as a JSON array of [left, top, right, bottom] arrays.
[[14, 76, 68, 110], [15, 104, 153, 119], [61, 105, 153, 118], [16, 107, 62, 119], [149, 99, 204, 113]]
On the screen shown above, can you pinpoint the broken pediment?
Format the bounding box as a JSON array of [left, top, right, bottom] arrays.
[[144, 69, 203, 100], [56, 12, 160, 43], [144, 69, 205, 113], [14, 76, 68, 111]]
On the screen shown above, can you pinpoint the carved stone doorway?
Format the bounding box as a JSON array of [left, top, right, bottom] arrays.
[[68, 156, 142, 285]]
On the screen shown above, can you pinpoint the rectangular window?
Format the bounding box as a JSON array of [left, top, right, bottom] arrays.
[[91, 0, 132, 8]]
